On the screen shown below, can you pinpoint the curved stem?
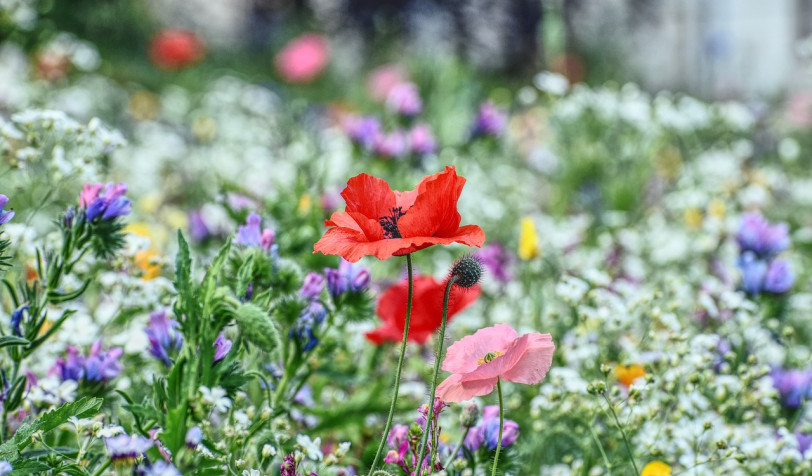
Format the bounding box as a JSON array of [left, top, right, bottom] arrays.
[[415, 276, 456, 474], [443, 426, 470, 470], [368, 254, 414, 474], [491, 378, 503, 476], [602, 394, 639, 476]]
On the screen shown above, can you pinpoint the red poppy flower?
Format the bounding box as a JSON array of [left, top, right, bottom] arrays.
[[149, 29, 204, 71], [366, 276, 481, 345], [314, 166, 485, 262]]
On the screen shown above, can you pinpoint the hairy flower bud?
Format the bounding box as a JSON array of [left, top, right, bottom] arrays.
[[460, 401, 480, 428], [450, 256, 483, 289]]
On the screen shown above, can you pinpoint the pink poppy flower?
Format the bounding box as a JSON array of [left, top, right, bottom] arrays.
[[436, 323, 554, 402], [275, 33, 329, 84]]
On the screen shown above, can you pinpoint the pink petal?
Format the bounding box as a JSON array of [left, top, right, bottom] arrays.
[[441, 324, 518, 374], [459, 333, 532, 383], [501, 333, 555, 385], [436, 374, 498, 403]]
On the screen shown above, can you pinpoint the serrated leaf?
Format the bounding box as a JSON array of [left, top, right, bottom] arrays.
[[39, 397, 103, 433]]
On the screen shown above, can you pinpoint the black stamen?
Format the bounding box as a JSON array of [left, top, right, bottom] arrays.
[[379, 206, 406, 239]]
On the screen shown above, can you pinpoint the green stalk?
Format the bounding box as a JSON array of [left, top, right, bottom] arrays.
[[491, 378, 504, 476], [368, 254, 414, 474], [603, 394, 639, 475], [443, 426, 470, 470], [415, 276, 456, 474]]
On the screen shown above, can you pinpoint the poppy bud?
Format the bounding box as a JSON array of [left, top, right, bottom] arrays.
[[450, 256, 483, 289], [460, 401, 479, 428]]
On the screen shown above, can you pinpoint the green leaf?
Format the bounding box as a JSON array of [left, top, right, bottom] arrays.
[[0, 336, 30, 349], [236, 253, 255, 298], [235, 303, 282, 360], [46, 279, 91, 304], [174, 230, 193, 300], [200, 238, 231, 306], [8, 459, 51, 475]]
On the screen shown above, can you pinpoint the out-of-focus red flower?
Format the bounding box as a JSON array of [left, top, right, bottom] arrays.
[[313, 166, 485, 262], [366, 276, 480, 345], [274, 33, 329, 84], [149, 29, 205, 71]]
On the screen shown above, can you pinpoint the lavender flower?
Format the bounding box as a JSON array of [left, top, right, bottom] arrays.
[[53, 346, 86, 382], [386, 82, 422, 117], [324, 259, 370, 299], [373, 130, 408, 159], [771, 367, 812, 409], [0, 195, 14, 225], [475, 242, 513, 284], [299, 272, 325, 299], [471, 101, 507, 138], [290, 302, 327, 352], [386, 424, 409, 448], [797, 433, 812, 456], [80, 182, 131, 221], [343, 115, 381, 150], [213, 332, 233, 363], [188, 209, 212, 243], [735, 212, 789, 257], [141, 461, 182, 476], [763, 259, 794, 294], [104, 434, 152, 466], [84, 340, 123, 382], [738, 251, 768, 295], [408, 123, 436, 156], [145, 310, 183, 366], [236, 212, 275, 251], [186, 426, 203, 449], [465, 405, 519, 451]]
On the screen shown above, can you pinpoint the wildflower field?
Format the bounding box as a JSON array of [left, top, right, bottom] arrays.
[[1, 3, 812, 476]]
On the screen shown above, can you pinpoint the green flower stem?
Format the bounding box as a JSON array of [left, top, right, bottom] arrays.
[[91, 459, 111, 476], [443, 426, 471, 470], [491, 378, 504, 476], [602, 394, 639, 476], [368, 253, 414, 474], [415, 276, 456, 474]]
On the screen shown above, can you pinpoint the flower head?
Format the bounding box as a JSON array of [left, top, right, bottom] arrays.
[[213, 332, 233, 363], [325, 259, 370, 299], [614, 364, 645, 387], [236, 212, 275, 251], [314, 166, 485, 262], [10, 304, 28, 337], [149, 29, 204, 70], [366, 276, 480, 345], [736, 212, 789, 257], [145, 310, 183, 366], [475, 242, 513, 283], [80, 182, 131, 221], [275, 33, 329, 84], [641, 461, 671, 476], [104, 434, 152, 466], [436, 323, 554, 402], [84, 340, 123, 382], [299, 272, 325, 300], [771, 367, 812, 409], [470, 101, 507, 138], [518, 217, 540, 260], [474, 405, 519, 450], [373, 130, 408, 159], [186, 426, 203, 449], [0, 461, 11, 476], [409, 123, 436, 156], [386, 82, 422, 117], [0, 195, 14, 225], [343, 115, 381, 151]]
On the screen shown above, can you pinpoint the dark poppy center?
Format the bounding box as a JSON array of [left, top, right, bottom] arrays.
[[379, 207, 406, 239]]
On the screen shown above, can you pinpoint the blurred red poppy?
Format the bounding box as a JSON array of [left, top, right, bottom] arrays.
[[313, 166, 485, 262], [366, 276, 480, 345], [149, 29, 204, 71]]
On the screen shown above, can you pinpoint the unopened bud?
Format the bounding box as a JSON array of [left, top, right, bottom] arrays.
[[460, 401, 480, 428], [450, 256, 483, 289]]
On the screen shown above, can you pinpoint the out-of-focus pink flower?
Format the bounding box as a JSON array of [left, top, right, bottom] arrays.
[[787, 92, 812, 127], [436, 323, 554, 402], [149, 29, 205, 71], [386, 82, 422, 117], [367, 65, 408, 102], [275, 33, 329, 84], [409, 123, 436, 156]]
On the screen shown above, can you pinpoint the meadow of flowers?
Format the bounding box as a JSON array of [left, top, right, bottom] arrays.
[[1, 5, 812, 476]]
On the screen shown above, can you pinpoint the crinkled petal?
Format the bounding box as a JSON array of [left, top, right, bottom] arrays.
[[341, 173, 396, 220], [442, 324, 517, 374], [500, 333, 555, 385], [460, 333, 530, 383], [436, 373, 497, 403], [398, 166, 465, 237]]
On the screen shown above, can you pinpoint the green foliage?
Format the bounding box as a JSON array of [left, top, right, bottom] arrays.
[[235, 302, 283, 360]]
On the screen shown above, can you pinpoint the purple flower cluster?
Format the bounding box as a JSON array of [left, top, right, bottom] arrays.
[[280, 453, 317, 476], [771, 367, 812, 409], [53, 340, 123, 384], [735, 213, 794, 296], [386, 82, 423, 117], [470, 101, 507, 138], [324, 259, 370, 299], [145, 310, 183, 367], [79, 182, 131, 221], [235, 212, 275, 251], [0, 195, 14, 225], [384, 399, 447, 473], [462, 405, 519, 451]]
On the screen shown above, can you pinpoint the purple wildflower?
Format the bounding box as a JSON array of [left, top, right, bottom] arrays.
[[213, 332, 233, 363], [471, 101, 507, 138], [373, 130, 408, 159], [408, 123, 436, 156], [797, 433, 812, 456], [186, 426, 203, 449], [386, 424, 409, 448], [0, 461, 11, 476], [771, 367, 812, 409], [226, 193, 255, 211], [343, 115, 381, 150], [53, 346, 85, 382], [10, 304, 28, 337], [84, 340, 123, 382], [188, 210, 212, 243], [736, 212, 789, 257], [104, 434, 152, 466], [280, 454, 297, 476], [0, 195, 14, 225], [465, 405, 519, 451], [738, 251, 768, 295], [145, 310, 183, 366], [475, 242, 513, 284], [386, 82, 423, 117], [300, 272, 325, 300], [324, 259, 370, 299], [763, 259, 794, 294], [80, 182, 131, 221], [236, 212, 275, 251], [290, 302, 326, 352], [141, 461, 182, 476]]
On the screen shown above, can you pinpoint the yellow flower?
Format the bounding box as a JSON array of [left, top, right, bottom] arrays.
[[683, 207, 703, 230], [134, 249, 161, 280], [707, 199, 725, 219], [298, 194, 313, 214], [614, 364, 645, 387], [641, 461, 671, 476], [518, 217, 540, 260]]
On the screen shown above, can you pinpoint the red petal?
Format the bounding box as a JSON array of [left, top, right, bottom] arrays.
[[341, 174, 396, 220], [398, 166, 465, 238]]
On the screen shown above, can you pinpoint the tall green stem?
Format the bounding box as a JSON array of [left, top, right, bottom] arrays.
[[415, 276, 456, 474], [368, 254, 414, 474], [491, 378, 504, 476], [603, 394, 639, 476]]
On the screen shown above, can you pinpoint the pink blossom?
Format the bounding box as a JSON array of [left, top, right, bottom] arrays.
[[275, 33, 329, 84], [436, 323, 554, 402], [367, 65, 408, 102]]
